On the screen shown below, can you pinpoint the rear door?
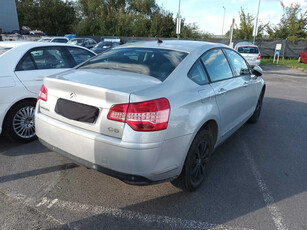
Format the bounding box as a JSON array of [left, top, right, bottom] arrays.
[[201, 49, 246, 138], [14, 46, 73, 94]]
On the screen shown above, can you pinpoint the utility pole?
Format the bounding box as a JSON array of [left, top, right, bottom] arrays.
[[253, 0, 261, 44], [176, 0, 181, 40], [222, 6, 226, 36]]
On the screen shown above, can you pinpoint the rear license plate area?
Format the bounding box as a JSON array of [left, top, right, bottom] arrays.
[[55, 98, 99, 123]]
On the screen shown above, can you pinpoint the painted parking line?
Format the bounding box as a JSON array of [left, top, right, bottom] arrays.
[[35, 196, 253, 230], [240, 139, 288, 230]]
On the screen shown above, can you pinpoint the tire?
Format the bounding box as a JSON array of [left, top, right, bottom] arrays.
[[171, 129, 214, 192], [248, 89, 264, 124], [3, 100, 37, 143]]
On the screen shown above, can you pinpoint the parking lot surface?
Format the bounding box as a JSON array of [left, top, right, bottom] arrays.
[[0, 65, 306, 230]]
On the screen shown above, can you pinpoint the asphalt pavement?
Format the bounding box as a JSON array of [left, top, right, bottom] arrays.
[[0, 65, 306, 230]]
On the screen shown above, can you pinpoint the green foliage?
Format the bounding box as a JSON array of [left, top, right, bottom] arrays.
[[16, 0, 210, 38], [225, 8, 267, 40], [16, 0, 76, 36], [266, 3, 307, 41]]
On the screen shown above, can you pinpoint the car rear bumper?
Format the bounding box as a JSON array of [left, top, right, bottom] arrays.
[[248, 59, 261, 67], [35, 112, 191, 182]]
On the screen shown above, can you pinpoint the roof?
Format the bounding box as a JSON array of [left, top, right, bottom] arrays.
[[0, 41, 96, 54], [120, 40, 227, 53]]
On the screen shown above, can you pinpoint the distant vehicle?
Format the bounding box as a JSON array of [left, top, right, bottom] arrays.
[[29, 30, 45, 36], [64, 34, 76, 40], [298, 47, 307, 64], [38, 37, 69, 43], [0, 41, 96, 143], [234, 42, 261, 67], [67, 38, 97, 49], [35, 40, 265, 191], [91, 39, 120, 54]]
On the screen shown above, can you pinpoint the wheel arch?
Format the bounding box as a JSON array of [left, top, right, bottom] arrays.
[[199, 119, 219, 148], [2, 97, 37, 127]]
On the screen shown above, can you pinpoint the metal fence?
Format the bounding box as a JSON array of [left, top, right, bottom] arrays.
[[1, 33, 306, 58], [86, 36, 306, 58]]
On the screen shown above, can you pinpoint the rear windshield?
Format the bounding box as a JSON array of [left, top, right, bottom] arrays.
[[38, 38, 51, 42], [237, 46, 259, 54], [0, 46, 12, 55], [68, 39, 84, 45], [79, 48, 188, 81]]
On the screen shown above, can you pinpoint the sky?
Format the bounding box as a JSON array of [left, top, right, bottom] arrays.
[[155, 0, 307, 35]]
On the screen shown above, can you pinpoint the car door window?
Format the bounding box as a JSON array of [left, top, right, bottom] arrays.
[[201, 49, 233, 82], [21, 47, 71, 70], [66, 47, 95, 65], [17, 54, 36, 70], [188, 60, 209, 85], [52, 38, 67, 43], [224, 49, 251, 77]]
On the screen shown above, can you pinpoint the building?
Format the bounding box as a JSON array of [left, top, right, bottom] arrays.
[[0, 0, 19, 33]]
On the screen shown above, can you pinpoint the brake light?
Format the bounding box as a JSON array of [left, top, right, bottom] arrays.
[[257, 54, 261, 60], [38, 84, 48, 101], [108, 98, 170, 131]]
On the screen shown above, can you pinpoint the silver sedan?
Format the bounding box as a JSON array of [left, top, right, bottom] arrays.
[[35, 40, 265, 191]]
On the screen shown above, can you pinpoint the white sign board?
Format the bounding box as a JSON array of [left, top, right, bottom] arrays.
[[275, 44, 282, 51]]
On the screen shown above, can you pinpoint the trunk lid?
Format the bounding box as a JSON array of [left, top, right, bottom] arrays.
[[39, 69, 161, 138]]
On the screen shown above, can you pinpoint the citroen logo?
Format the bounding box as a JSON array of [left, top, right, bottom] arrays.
[[70, 92, 77, 100]]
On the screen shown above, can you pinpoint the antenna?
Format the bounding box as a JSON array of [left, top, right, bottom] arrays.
[[155, 36, 163, 44]]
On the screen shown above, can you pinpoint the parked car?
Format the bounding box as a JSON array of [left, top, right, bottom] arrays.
[[67, 38, 97, 49], [0, 41, 96, 143], [35, 40, 265, 191], [298, 47, 307, 64], [91, 39, 120, 54], [234, 42, 261, 67], [38, 37, 69, 43]]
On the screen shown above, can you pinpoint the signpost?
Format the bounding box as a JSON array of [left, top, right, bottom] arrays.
[[229, 18, 235, 48], [273, 44, 282, 64], [176, 0, 181, 40]]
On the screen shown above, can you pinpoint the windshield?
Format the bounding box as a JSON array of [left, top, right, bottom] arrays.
[[68, 39, 84, 45], [79, 48, 188, 81], [95, 42, 112, 48], [0, 46, 12, 55], [38, 38, 51, 42], [238, 46, 259, 54]]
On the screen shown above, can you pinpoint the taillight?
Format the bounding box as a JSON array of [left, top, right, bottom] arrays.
[[38, 84, 48, 101], [108, 98, 170, 131], [257, 54, 261, 60], [107, 104, 128, 122]]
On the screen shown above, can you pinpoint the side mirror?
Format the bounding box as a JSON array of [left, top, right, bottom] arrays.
[[252, 65, 263, 77]]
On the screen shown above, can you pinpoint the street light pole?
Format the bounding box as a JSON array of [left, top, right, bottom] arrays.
[[222, 6, 226, 36], [253, 0, 261, 44], [176, 0, 181, 40]]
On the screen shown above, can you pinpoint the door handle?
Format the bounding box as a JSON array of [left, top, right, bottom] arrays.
[[217, 88, 227, 95]]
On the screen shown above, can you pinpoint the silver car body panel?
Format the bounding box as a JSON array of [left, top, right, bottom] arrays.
[[35, 40, 265, 182]]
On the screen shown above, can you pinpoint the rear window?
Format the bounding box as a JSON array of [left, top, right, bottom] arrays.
[[237, 46, 259, 54], [79, 48, 188, 81], [68, 39, 84, 45], [0, 46, 12, 55]]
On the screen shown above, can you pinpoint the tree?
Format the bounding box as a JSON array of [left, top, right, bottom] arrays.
[[266, 2, 307, 41], [225, 8, 267, 40], [16, 0, 77, 36]]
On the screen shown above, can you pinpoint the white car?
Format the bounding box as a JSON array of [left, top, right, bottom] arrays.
[[38, 37, 69, 43], [35, 40, 265, 191], [234, 42, 261, 67], [0, 41, 96, 143]]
